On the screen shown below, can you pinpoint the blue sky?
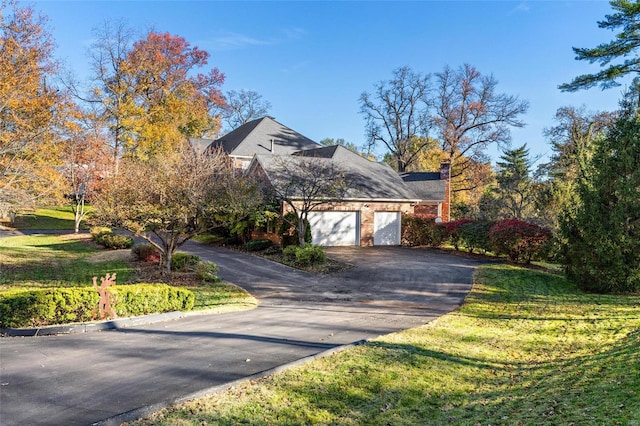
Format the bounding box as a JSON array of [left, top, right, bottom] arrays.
[[34, 0, 626, 165]]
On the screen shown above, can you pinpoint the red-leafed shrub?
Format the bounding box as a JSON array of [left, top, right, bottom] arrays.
[[131, 243, 161, 262], [489, 219, 551, 263], [442, 219, 475, 250], [401, 215, 446, 247]]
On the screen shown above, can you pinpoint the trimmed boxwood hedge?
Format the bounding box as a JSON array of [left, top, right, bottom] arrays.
[[0, 284, 194, 329]]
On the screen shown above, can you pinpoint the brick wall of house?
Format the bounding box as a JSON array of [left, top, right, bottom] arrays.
[[413, 203, 439, 218]]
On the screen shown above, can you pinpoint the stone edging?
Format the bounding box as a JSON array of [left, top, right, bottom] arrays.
[[0, 311, 186, 337]]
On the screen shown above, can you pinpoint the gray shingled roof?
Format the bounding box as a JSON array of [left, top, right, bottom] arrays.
[[255, 146, 422, 201], [400, 172, 446, 202], [210, 116, 320, 157], [188, 138, 215, 156]]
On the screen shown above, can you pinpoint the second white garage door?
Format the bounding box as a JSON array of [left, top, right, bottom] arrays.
[[374, 212, 401, 245], [307, 211, 359, 246]]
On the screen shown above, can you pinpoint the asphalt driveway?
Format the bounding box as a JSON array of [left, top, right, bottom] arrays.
[[0, 242, 485, 426]]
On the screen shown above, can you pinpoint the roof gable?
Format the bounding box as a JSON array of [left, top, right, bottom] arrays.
[[188, 137, 215, 156], [212, 116, 321, 157]]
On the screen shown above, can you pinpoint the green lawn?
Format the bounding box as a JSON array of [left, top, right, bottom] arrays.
[[0, 234, 256, 313], [8, 206, 85, 230], [0, 234, 134, 290], [130, 264, 640, 426]]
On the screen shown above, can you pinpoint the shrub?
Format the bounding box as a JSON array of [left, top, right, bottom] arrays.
[[294, 245, 326, 266], [91, 226, 133, 250], [489, 219, 551, 263], [458, 221, 494, 254], [90, 226, 111, 240], [282, 245, 326, 266], [196, 261, 221, 282], [283, 245, 298, 259], [263, 245, 282, 255], [244, 239, 273, 252], [401, 215, 447, 247], [442, 219, 475, 250], [110, 284, 194, 315], [99, 233, 134, 250], [0, 284, 194, 328], [171, 252, 201, 271], [0, 287, 97, 328], [131, 243, 160, 262]]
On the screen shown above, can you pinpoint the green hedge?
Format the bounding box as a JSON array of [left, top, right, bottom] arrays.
[[283, 245, 326, 266], [0, 284, 194, 328]]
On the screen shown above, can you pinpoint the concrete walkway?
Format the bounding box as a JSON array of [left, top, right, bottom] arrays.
[[0, 242, 485, 426]]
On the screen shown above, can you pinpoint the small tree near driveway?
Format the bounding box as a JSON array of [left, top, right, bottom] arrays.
[[268, 156, 349, 247], [93, 144, 253, 273]]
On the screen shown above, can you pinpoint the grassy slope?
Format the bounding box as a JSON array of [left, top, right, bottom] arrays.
[[0, 234, 134, 290], [132, 264, 640, 426], [9, 206, 84, 230], [0, 234, 255, 314]]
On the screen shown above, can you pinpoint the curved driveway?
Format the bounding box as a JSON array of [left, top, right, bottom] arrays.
[[0, 242, 484, 426]]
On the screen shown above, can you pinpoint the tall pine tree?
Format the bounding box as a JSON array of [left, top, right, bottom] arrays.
[[560, 0, 640, 92], [494, 144, 536, 220]]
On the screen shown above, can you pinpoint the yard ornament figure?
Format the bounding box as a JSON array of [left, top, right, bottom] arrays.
[[93, 273, 117, 320]]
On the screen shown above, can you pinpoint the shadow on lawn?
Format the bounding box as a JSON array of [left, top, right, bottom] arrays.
[[190, 331, 640, 425]]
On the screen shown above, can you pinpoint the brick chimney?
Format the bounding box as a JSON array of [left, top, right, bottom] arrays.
[[440, 161, 451, 222]]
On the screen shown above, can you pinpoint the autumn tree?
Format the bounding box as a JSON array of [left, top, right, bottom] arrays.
[[359, 66, 431, 172], [559, 0, 640, 93], [536, 106, 613, 228], [59, 113, 110, 232], [93, 144, 258, 273], [125, 31, 225, 158], [81, 19, 133, 172], [432, 64, 529, 193], [223, 89, 271, 130], [263, 156, 349, 247], [83, 22, 226, 167], [0, 0, 66, 217]]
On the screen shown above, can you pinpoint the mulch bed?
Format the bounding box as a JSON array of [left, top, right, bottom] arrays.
[[126, 260, 206, 287]]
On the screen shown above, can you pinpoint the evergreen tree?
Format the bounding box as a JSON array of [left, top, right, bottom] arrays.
[[493, 144, 537, 220], [560, 0, 640, 92], [561, 93, 640, 293]]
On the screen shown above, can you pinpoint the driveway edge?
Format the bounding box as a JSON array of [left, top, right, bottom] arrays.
[[92, 338, 369, 426], [0, 311, 186, 337]]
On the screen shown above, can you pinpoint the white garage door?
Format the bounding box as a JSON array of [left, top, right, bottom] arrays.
[[307, 211, 359, 246], [374, 212, 401, 246]]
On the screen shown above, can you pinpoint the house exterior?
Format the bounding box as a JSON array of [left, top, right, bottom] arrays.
[[207, 116, 320, 172], [192, 116, 450, 246]]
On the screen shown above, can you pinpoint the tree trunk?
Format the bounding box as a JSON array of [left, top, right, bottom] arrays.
[[73, 197, 84, 233], [162, 238, 174, 275], [298, 217, 307, 247]]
